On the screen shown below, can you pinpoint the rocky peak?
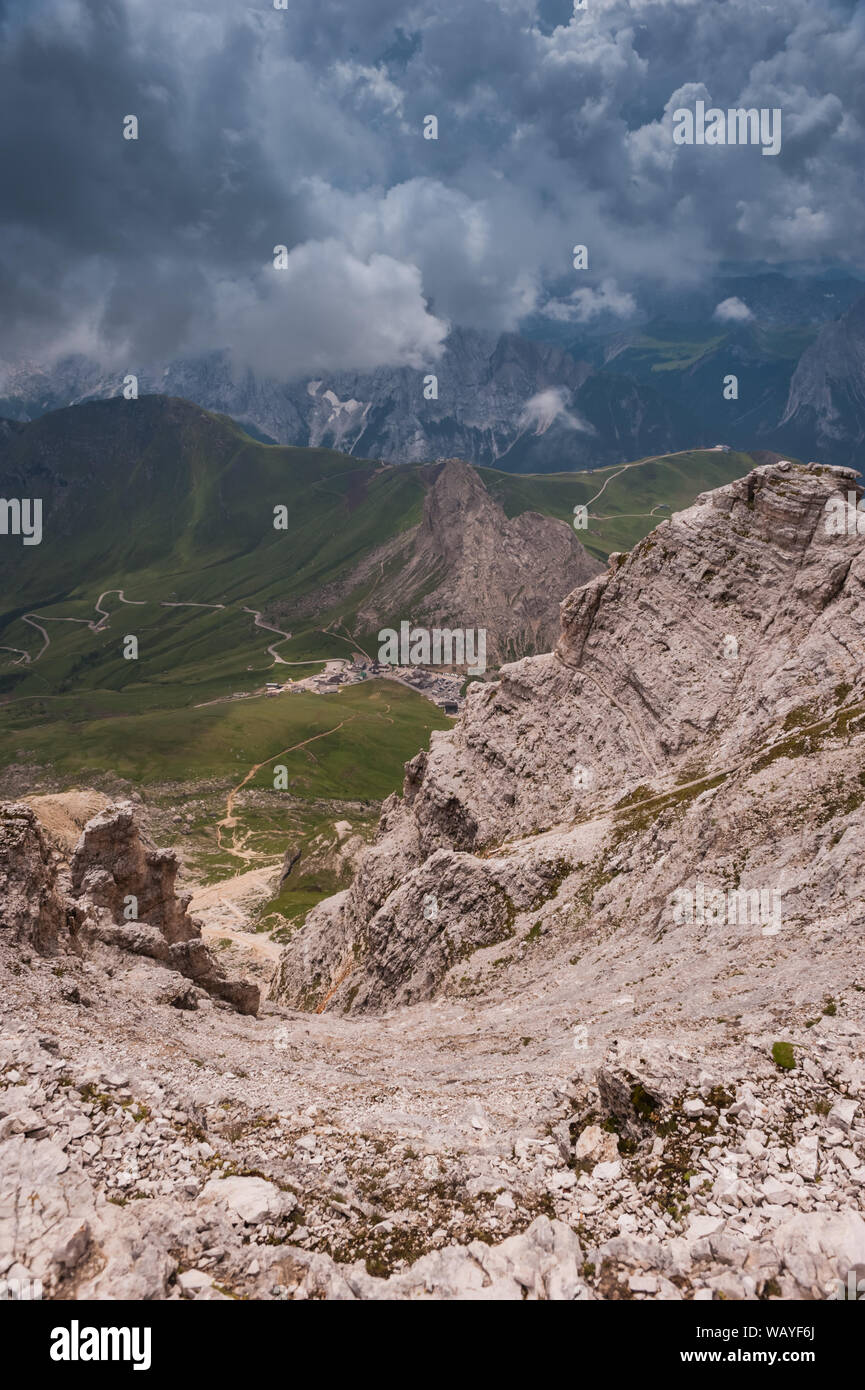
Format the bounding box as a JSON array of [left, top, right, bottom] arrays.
[[421, 458, 493, 539], [352, 456, 603, 664], [554, 460, 862, 777]]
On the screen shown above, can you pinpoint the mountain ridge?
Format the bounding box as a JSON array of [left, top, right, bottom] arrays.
[[4, 289, 865, 471]]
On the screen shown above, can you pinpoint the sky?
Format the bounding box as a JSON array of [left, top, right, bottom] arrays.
[[0, 0, 863, 379]]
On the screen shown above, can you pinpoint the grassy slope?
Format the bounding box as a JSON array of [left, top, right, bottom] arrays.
[[0, 401, 424, 605], [0, 399, 427, 697], [0, 403, 449, 922], [479, 449, 758, 560], [2, 678, 445, 789], [1, 674, 450, 901]]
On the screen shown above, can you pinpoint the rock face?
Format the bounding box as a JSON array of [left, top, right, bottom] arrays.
[[0, 804, 71, 953], [337, 459, 603, 666], [778, 295, 865, 464], [272, 460, 865, 1014], [1, 799, 258, 1015]]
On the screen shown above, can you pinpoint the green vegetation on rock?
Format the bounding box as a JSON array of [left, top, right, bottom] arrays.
[[771, 1041, 796, 1071]]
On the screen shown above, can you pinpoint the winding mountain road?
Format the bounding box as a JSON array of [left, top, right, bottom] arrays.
[[4, 590, 292, 669]]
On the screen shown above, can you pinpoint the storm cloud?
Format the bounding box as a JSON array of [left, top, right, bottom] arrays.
[[0, 0, 862, 377]]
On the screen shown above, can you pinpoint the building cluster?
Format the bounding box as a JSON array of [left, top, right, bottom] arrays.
[[262, 653, 464, 712]]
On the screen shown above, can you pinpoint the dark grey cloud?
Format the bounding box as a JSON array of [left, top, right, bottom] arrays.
[[0, 0, 862, 377]]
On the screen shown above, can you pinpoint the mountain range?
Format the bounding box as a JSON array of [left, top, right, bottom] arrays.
[[1, 274, 863, 472]]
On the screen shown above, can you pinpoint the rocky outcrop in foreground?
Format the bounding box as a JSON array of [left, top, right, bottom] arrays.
[[0, 800, 258, 1015]]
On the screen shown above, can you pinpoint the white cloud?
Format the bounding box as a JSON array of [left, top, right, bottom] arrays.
[[713, 296, 754, 322], [304, 177, 542, 331], [519, 387, 596, 435], [543, 278, 637, 324], [219, 241, 448, 380]]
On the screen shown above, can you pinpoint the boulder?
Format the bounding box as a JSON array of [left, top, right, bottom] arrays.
[[199, 1176, 295, 1226], [772, 1212, 865, 1295]]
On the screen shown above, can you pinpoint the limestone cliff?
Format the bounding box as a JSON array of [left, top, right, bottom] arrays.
[[272, 461, 865, 1013]]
